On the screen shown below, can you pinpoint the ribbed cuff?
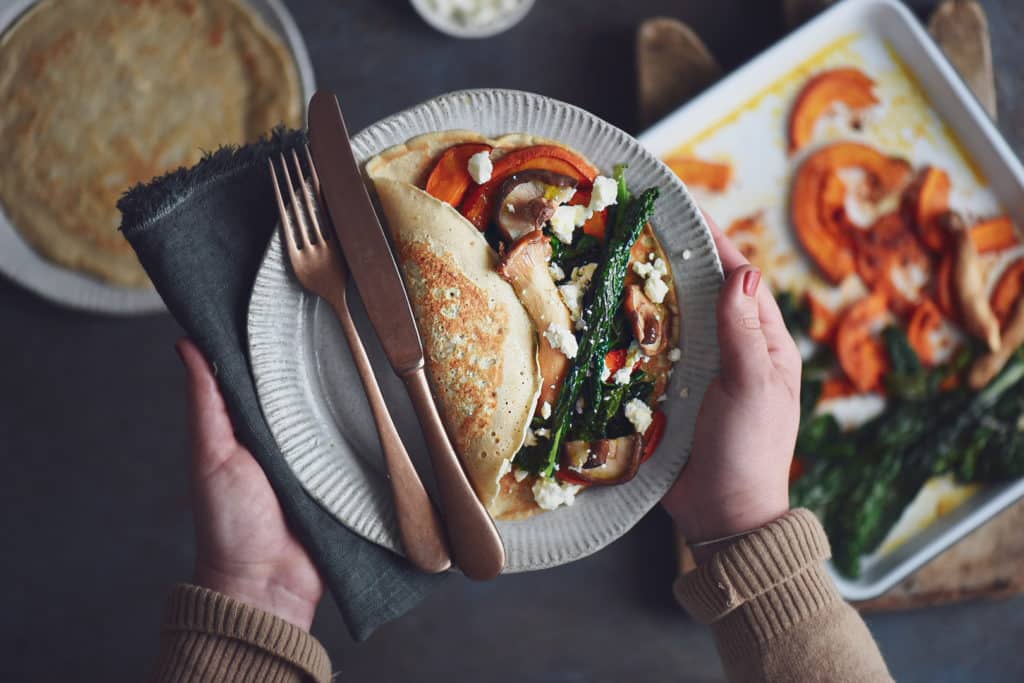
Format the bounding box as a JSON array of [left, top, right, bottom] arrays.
[[673, 509, 833, 624], [152, 584, 332, 683]]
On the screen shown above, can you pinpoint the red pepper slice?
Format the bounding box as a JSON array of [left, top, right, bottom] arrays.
[[555, 469, 591, 487], [459, 145, 600, 231], [424, 143, 493, 206], [641, 411, 667, 463]]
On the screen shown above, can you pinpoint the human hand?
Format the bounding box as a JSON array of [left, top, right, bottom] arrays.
[[662, 219, 801, 554], [177, 338, 323, 630]]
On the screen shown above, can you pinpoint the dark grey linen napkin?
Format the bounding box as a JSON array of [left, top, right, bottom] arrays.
[[118, 128, 445, 642]]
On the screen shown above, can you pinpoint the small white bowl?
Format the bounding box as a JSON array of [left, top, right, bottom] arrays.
[[409, 0, 535, 39]]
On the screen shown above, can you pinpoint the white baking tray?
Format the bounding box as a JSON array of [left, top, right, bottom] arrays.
[[639, 0, 1024, 601]]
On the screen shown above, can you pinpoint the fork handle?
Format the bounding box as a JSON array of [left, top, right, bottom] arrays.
[[328, 299, 451, 574], [401, 367, 506, 580]]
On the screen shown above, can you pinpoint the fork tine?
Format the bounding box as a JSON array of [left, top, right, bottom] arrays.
[[268, 158, 301, 255], [303, 145, 331, 242], [291, 148, 326, 245], [278, 152, 311, 248]]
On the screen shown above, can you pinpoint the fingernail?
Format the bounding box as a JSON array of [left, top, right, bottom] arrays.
[[742, 268, 761, 297]]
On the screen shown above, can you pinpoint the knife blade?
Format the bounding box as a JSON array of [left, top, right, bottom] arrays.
[[307, 91, 424, 375], [307, 91, 506, 580]]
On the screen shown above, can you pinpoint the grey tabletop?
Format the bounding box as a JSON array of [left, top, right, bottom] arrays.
[[2, 0, 1024, 681]]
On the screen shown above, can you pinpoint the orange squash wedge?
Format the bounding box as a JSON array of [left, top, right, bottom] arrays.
[[907, 298, 944, 366], [835, 291, 891, 393], [459, 145, 599, 230], [807, 291, 838, 344], [791, 142, 911, 284], [903, 166, 952, 252], [991, 258, 1024, 328], [424, 143, 493, 206], [970, 216, 1019, 253], [725, 213, 764, 237], [663, 155, 733, 192], [788, 68, 879, 153]]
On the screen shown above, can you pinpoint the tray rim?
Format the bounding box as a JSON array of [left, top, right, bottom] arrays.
[[637, 0, 1024, 601]]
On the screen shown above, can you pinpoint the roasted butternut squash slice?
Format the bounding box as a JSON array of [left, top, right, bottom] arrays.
[[853, 211, 931, 314], [991, 258, 1024, 328], [902, 166, 951, 252], [791, 142, 911, 284], [970, 216, 1019, 253], [835, 291, 891, 393], [907, 298, 945, 366], [663, 155, 733, 192], [788, 68, 879, 153]]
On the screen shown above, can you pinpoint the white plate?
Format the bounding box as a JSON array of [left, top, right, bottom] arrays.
[[0, 0, 314, 315], [639, 0, 1024, 600], [248, 89, 722, 572]]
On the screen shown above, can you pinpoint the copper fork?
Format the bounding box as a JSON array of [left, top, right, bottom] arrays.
[[269, 148, 451, 574]]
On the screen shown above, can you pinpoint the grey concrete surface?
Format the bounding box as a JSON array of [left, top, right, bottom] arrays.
[[2, 0, 1023, 681]]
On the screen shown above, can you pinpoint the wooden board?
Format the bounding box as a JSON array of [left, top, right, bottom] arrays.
[[639, 8, 1024, 610]]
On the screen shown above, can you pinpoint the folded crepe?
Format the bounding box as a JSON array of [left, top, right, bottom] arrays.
[[367, 132, 679, 521]]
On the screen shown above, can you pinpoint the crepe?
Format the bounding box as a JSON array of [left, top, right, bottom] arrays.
[[0, 0, 303, 287], [372, 177, 542, 514], [368, 132, 679, 520]]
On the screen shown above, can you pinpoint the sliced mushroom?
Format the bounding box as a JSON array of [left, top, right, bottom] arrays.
[[497, 231, 574, 414], [969, 295, 1024, 389], [942, 211, 1001, 351], [560, 435, 642, 485], [624, 284, 665, 355], [494, 170, 578, 243]]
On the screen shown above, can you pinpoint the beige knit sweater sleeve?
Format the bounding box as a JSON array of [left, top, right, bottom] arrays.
[[674, 509, 893, 682], [152, 584, 332, 683]]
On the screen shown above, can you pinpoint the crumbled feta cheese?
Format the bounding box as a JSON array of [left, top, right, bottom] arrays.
[[668, 348, 682, 362], [549, 205, 586, 243], [523, 428, 537, 447], [467, 151, 492, 184], [624, 340, 644, 368], [624, 398, 653, 434], [633, 257, 668, 280], [496, 458, 512, 482], [643, 274, 669, 304], [532, 477, 582, 510], [513, 467, 530, 483], [534, 427, 551, 439], [588, 175, 618, 213], [600, 361, 611, 382], [544, 323, 578, 358], [544, 184, 577, 204], [613, 366, 632, 385], [540, 401, 552, 420], [571, 263, 598, 289], [548, 262, 565, 281], [558, 282, 583, 322]]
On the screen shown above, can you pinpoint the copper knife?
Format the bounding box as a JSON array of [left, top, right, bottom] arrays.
[[307, 90, 506, 580]]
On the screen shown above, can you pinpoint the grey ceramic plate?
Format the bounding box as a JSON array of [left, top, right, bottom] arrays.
[[248, 89, 723, 572], [0, 0, 314, 315]]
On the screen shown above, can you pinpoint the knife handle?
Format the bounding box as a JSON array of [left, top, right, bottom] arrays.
[[328, 298, 451, 574], [401, 367, 506, 580]]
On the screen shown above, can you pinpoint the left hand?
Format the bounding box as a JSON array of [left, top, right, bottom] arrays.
[[178, 338, 323, 631]]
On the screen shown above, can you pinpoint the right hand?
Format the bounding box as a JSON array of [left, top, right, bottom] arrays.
[[662, 219, 802, 553]]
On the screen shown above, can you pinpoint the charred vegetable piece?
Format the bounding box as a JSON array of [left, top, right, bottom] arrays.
[[944, 211, 1002, 352], [497, 231, 574, 414], [624, 284, 665, 355], [540, 174, 659, 477], [424, 142, 493, 206], [493, 170, 578, 243], [559, 435, 642, 485], [788, 68, 879, 153]]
